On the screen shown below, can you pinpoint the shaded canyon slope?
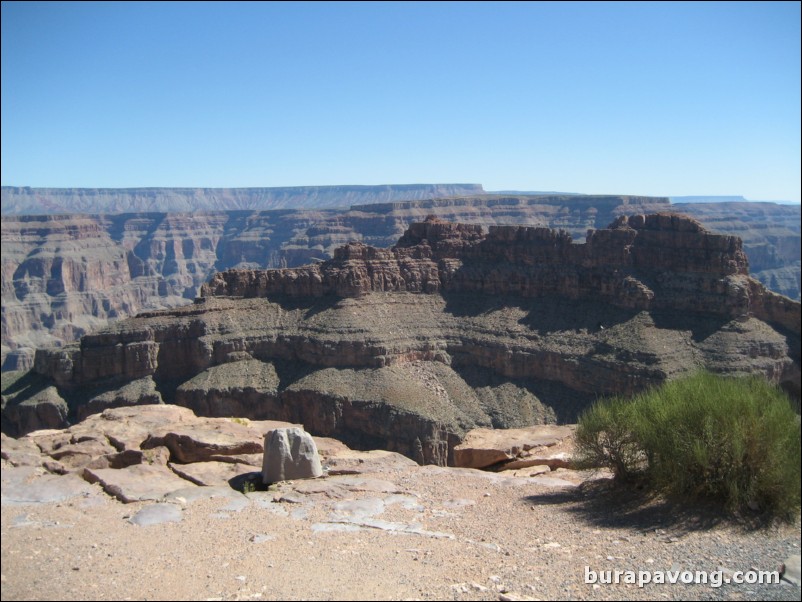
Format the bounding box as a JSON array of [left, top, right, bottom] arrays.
[[5, 215, 799, 467], [2, 194, 799, 371]]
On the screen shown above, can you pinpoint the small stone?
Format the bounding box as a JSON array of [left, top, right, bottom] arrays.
[[781, 554, 801, 586]]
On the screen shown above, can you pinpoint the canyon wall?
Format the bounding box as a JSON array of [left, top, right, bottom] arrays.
[[8, 216, 798, 465], [3, 194, 799, 371]]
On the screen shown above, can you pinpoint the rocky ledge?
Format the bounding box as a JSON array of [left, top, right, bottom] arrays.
[[3, 215, 799, 465]]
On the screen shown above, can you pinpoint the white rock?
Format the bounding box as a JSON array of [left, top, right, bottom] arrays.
[[782, 554, 801, 586], [262, 428, 323, 483]]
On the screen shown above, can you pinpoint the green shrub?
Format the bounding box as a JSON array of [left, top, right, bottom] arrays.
[[574, 395, 646, 481], [575, 372, 801, 519]]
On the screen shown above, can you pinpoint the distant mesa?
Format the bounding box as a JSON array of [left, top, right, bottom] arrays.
[[0, 184, 486, 214]]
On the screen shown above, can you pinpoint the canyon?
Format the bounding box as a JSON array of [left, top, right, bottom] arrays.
[[3, 192, 799, 372], [4, 214, 799, 467]]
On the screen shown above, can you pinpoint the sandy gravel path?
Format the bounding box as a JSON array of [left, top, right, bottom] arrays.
[[2, 459, 799, 601]]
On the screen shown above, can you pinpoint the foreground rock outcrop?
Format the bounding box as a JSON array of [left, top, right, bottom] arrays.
[[2, 403, 798, 602], [3, 215, 799, 465]]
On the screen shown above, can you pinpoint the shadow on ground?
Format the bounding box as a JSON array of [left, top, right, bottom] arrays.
[[524, 479, 773, 534]]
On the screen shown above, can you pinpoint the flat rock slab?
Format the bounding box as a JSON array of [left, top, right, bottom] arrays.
[[317, 495, 454, 539], [0, 433, 43, 467], [323, 449, 418, 475], [1, 468, 97, 505], [782, 554, 801, 586], [142, 425, 264, 463], [327, 476, 402, 494], [529, 475, 579, 488], [288, 476, 402, 499], [69, 404, 198, 451], [48, 439, 119, 470], [83, 464, 196, 503], [168, 461, 258, 487], [453, 425, 574, 469], [164, 486, 249, 511], [129, 503, 183, 526], [330, 497, 386, 521]]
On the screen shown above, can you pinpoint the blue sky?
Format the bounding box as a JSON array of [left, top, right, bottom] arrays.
[[2, 1, 800, 201]]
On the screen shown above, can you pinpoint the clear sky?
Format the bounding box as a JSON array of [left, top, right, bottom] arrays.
[[2, 1, 800, 201]]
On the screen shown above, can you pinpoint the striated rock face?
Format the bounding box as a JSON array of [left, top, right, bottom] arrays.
[[8, 215, 798, 466], [1, 212, 230, 371], [676, 202, 801, 301], [202, 214, 752, 320], [5, 194, 798, 371]]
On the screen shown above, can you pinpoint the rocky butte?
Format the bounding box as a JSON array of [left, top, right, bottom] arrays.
[[4, 214, 799, 467]]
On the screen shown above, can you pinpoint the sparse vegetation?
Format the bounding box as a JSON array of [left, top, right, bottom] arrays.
[[575, 372, 801, 520], [232, 472, 266, 494]]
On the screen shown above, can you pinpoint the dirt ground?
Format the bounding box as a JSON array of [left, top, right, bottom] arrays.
[[2, 457, 799, 602]]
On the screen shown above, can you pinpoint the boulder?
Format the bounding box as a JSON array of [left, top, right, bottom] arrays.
[[262, 427, 323, 483], [453, 425, 574, 469]]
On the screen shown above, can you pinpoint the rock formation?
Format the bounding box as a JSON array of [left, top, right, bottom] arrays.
[[0, 404, 397, 502], [262, 427, 323, 483], [4, 194, 798, 371], [4, 215, 798, 466]]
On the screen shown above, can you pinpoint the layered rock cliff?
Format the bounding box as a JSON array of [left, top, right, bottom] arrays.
[[3, 195, 799, 372], [7, 216, 798, 466]]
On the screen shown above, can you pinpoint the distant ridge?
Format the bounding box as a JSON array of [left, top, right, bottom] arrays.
[[670, 195, 749, 203], [0, 184, 485, 215], [670, 195, 800, 205]]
